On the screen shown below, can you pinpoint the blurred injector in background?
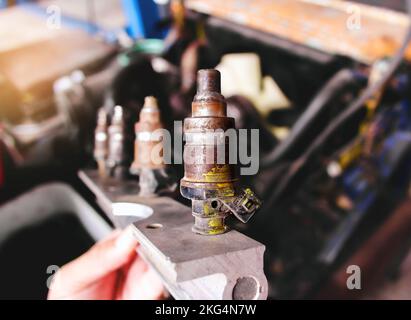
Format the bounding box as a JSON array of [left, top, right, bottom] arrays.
[[107, 105, 131, 178], [93, 108, 109, 178], [130, 96, 176, 196]]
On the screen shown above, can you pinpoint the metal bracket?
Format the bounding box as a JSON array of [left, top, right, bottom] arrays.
[[79, 170, 268, 300]]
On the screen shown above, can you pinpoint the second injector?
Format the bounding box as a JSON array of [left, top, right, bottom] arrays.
[[131, 96, 176, 196]]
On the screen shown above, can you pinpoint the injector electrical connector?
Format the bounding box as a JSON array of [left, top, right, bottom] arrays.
[[180, 69, 262, 235], [131, 96, 176, 196], [94, 107, 109, 178], [107, 105, 130, 178]]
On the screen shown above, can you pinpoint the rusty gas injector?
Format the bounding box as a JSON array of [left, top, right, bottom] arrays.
[[180, 69, 262, 235], [131, 96, 176, 196], [94, 107, 109, 178], [107, 105, 130, 178], [131, 96, 164, 172]]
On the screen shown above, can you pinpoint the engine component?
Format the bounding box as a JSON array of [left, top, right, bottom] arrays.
[[131, 96, 164, 172], [180, 69, 261, 235], [54, 70, 91, 129], [264, 5, 411, 206], [94, 108, 109, 178], [79, 169, 268, 300], [130, 96, 176, 196], [261, 68, 361, 170], [107, 105, 129, 178]]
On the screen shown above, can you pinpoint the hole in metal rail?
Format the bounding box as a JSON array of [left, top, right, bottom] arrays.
[[146, 223, 163, 229], [112, 202, 153, 221], [232, 276, 260, 300]]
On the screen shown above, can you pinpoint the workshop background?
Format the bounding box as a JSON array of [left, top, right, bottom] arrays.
[[1, 0, 411, 300]]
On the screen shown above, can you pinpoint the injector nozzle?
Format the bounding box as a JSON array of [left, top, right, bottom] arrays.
[[180, 69, 262, 235]]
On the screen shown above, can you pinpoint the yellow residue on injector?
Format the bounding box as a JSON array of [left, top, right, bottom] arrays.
[[203, 165, 231, 182], [203, 202, 213, 215], [207, 218, 225, 235], [208, 218, 223, 228]]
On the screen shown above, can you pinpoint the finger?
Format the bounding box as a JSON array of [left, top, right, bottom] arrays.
[[50, 273, 118, 300], [120, 255, 165, 300], [49, 226, 139, 298], [102, 228, 123, 241], [112, 256, 136, 299]]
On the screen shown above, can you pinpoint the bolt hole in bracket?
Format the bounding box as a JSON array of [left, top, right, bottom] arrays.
[[146, 223, 163, 229], [78, 170, 268, 300]]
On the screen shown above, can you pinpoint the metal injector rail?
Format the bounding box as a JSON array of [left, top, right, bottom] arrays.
[[79, 169, 268, 300], [180, 69, 262, 235], [83, 78, 267, 300]]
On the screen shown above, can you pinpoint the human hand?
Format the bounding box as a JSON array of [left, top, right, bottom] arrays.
[[48, 226, 164, 300]]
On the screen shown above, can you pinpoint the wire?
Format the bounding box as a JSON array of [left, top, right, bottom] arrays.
[[266, 0, 411, 206], [260, 68, 358, 168]]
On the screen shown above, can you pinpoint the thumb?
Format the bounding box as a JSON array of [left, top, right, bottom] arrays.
[[50, 226, 139, 296]]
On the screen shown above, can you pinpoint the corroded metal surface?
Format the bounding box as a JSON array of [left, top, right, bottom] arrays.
[[131, 96, 165, 172], [180, 69, 261, 235]]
